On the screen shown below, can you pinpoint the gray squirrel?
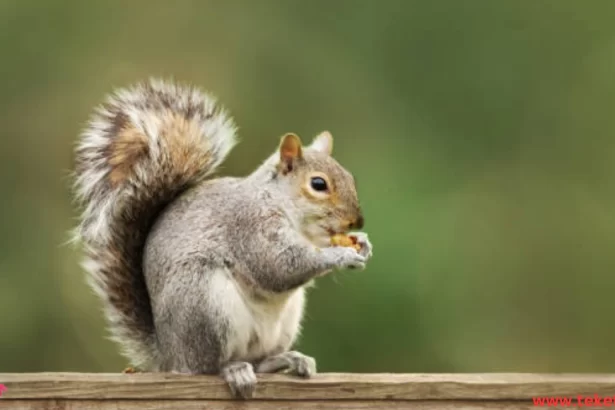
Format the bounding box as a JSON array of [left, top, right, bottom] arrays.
[[72, 78, 373, 399]]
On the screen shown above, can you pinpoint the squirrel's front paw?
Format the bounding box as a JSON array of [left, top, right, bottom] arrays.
[[221, 361, 257, 400], [349, 232, 373, 260], [325, 246, 366, 270]]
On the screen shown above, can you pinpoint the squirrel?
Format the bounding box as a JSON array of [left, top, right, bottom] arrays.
[[72, 78, 373, 399]]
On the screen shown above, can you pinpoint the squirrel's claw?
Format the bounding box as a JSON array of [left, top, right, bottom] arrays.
[[221, 362, 257, 400], [256, 351, 316, 378], [292, 352, 317, 378]]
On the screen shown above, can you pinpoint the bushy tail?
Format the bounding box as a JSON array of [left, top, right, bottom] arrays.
[[73, 78, 237, 369]]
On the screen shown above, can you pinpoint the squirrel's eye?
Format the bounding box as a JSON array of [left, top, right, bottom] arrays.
[[310, 177, 328, 192]]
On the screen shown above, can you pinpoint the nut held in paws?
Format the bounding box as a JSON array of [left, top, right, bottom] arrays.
[[330, 233, 361, 251]]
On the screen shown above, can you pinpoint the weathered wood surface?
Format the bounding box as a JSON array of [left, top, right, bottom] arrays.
[[1, 373, 614, 409], [0, 399, 547, 409]]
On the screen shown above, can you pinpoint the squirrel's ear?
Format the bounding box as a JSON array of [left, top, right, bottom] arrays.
[[309, 131, 333, 155], [278, 133, 303, 174]]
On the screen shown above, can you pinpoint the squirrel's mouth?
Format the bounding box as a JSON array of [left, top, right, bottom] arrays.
[[326, 227, 349, 236]]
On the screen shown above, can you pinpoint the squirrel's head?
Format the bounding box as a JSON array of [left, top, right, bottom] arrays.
[[271, 132, 364, 246]]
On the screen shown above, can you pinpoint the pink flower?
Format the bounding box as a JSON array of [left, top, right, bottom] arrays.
[[0, 384, 6, 396]]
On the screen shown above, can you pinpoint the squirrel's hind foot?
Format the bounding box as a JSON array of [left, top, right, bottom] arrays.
[[256, 351, 317, 378], [221, 361, 257, 400]]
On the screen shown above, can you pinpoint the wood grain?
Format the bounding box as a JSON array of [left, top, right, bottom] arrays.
[[1, 373, 615, 400], [0, 399, 545, 410]]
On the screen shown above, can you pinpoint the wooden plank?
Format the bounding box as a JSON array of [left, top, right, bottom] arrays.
[[1, 373, 615, 400], [0, 399, 543, 410]]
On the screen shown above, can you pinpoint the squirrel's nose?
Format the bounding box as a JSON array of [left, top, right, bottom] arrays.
[[349, 214, 364, 230]]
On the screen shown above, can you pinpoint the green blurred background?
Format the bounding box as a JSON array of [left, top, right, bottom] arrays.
[[2, 0, 615, 373]]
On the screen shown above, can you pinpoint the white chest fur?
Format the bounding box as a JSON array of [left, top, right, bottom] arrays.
[[206, 269, 306, 363]]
